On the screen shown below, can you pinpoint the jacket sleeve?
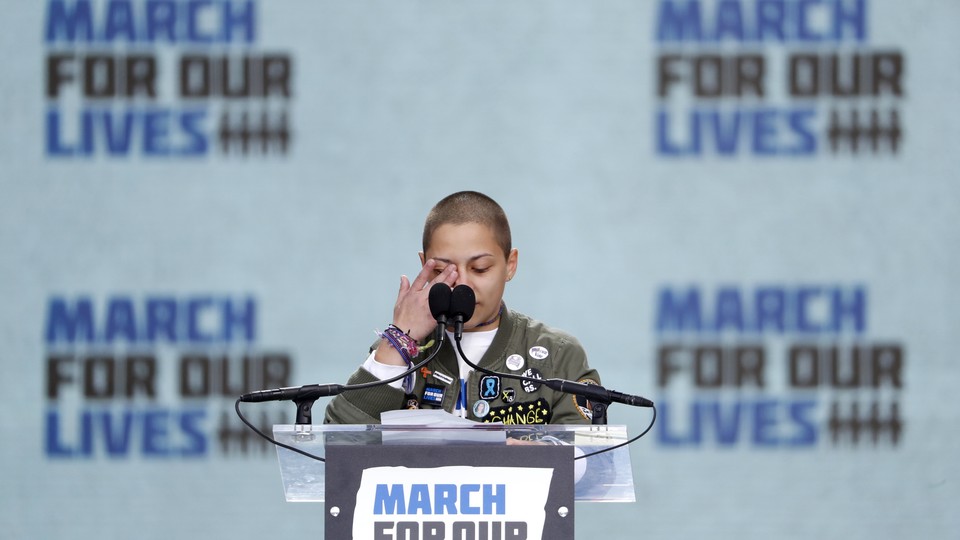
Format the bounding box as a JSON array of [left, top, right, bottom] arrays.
[[547, 336, 603, 425], [323, 363, 406, 424]]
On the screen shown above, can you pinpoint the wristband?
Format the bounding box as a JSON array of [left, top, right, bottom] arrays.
[[376, 326, 418, 393], [382, 325, 420, 361]]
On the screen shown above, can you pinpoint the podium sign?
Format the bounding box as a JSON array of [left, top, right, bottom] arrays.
[[272, 424, 636, 539], [325, 444, 574, 539]]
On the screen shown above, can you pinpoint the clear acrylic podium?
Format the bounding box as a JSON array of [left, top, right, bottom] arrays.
[[272, 423, 636, 539]]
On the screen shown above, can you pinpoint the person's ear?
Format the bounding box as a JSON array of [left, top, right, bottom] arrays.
[[419, 252, 426, 266], [506, 248, 518, 282]]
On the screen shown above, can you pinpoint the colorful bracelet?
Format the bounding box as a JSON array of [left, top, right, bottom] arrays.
[[376, 325, 419, 393], [381, 325, 420, 362]]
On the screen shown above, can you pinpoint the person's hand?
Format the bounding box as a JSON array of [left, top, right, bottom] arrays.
[[375, 259, 458, 366]]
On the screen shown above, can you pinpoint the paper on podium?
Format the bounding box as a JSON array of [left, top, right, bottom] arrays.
[[379, 409, 507, 444]]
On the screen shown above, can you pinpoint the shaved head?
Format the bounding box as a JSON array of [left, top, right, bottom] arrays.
[[423, 191, 512, 258]]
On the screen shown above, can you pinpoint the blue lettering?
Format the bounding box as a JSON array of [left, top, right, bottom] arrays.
[[224, 0, 256, 42], [657, 109, 701, 156], [407, 484, 432, 515], [656, 400, 703, 446], [788, 400, 818, 445], [656, 398, 821, 447], [788, 108, 817, 154], [715, 0, 745, 41], [751, 399, 780, 446], [45, 407, 208, 458], [45, 0, 256, 43], [460, 484, 481, 515], [180, 409, 207, 456], [657, 107, 819, 157], [104, 0, 136, 41], [45, 0, 94, 42], [656, 286, 865, 334], [45, 295, 257, 344], [834, 0, 867, 41], [180, 109, 208, 155], [143, 110, 172, 155], [754, 287, 786, 332], [46, 109, 74, 156], [482, 484, 506, 515], [103, 409, 135, 456], [223, 297, 256, 341], [656, 288, 702, 332], [757, 0, 786, 41], [187, 0, 214, 43], [712, 109, 740, 155], [46, 297, 95, 343], [715, 288, 744, 332], [104, 297, 137, 342], [795, 286, 822, 333], [657, 0, 702, 42], [104, 109, 136, 154], [656, 0, 867, 43], [46, 107, 211, 158], [830, 286, 866, 332], [45, 410, 80, 456], [434, 484, 457, 515], [374, 484, 406, 515], [146, 298, 178, 341], [187, 297, 214, 343], [797, 0, 821, 41], [142, 410, 170, 455], [752, 108, 778, 155], [45, 108, 95, 157], [708, 400, 742, 445], [146, 0, 177, 41]]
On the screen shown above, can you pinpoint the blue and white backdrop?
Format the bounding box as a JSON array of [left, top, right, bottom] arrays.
[[1, 1, 957, 539]]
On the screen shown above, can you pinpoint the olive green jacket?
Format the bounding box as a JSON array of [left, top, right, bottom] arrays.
[[324, 308, 601, 425]]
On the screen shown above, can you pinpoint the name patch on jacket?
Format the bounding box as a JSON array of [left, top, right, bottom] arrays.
[[482, 398, 552, 425]]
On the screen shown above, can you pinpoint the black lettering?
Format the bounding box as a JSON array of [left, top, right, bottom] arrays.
[[46, 355, 74, 399], [658, 54, 766, 98], [179, 354, 210, 397]]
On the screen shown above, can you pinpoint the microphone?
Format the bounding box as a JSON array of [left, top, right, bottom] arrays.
[[541, 379, 654, 408], [429, 283, 453, 343], [449, 284, 476, 341], [429, 282, 452, 325], [240, 383, 344, 403]]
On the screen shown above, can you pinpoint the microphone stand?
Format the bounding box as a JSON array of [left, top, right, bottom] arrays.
[[453, 334, 651, 425], [238, 325, 448, 448]]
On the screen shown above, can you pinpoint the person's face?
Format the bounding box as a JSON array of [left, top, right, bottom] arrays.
[[420, 222, 518, 331]]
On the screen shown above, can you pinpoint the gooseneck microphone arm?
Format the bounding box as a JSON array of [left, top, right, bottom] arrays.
[[451, 335, 656, 460], [447, 284, 655, 458], [235, 328, 446, 463], [235, 284, 456, 461], [451, 338, 653, 408], [239, 330, 447, 404]]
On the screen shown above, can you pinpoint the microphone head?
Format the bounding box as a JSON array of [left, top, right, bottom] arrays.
[[428, 283, 452, 322], [450, 284, 476, 323]]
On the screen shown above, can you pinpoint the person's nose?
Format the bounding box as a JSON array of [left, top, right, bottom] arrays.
[[454, 270, 472, 290]]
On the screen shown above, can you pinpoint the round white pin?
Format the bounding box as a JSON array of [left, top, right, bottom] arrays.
[[529, 346, 549, 360]]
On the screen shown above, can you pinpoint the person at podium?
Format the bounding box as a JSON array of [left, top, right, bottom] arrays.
[[324, 191, 603, 426]]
